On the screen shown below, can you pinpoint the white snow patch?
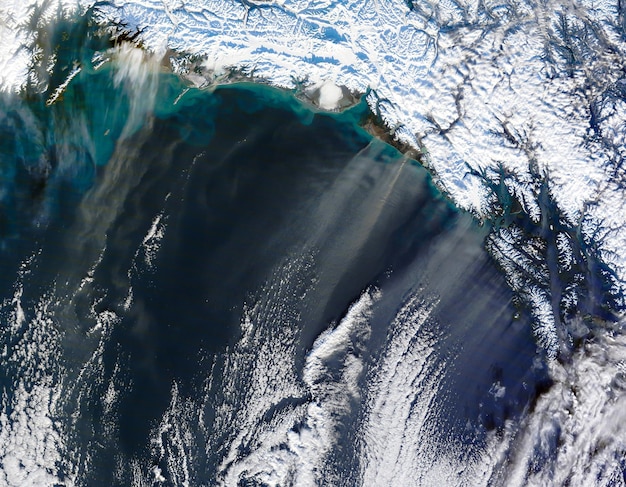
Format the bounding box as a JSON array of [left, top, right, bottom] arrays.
[[316, 81, 343, 110]]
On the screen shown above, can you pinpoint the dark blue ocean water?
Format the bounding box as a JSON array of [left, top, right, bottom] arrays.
[[0, 43, 554, 486]]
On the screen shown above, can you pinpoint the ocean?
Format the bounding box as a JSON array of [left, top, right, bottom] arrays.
[[0, 4, 624, 486]]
